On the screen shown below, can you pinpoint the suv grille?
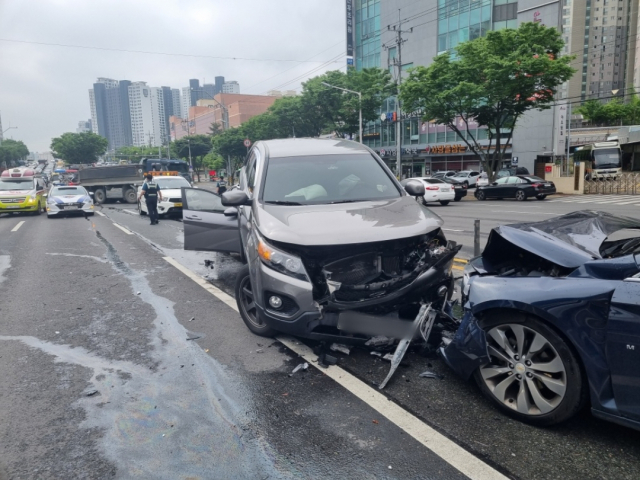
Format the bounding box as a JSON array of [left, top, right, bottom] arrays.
[[2, 198, 25, 203]]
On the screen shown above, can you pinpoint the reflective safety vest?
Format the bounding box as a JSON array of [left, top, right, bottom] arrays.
[[145, 181, 159, 198]]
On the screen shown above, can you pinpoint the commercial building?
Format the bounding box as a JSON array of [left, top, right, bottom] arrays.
[[267, 89, 297, 97], [88, 78, 133, 152], [222, 81, 240, 94], [128, 82, 166, 147], [169, 93, 277, 140], [350, 0, 640, 177], [76, 120, 92, 133]]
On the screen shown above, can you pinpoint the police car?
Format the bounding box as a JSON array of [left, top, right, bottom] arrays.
[[137, 173, 192, 217], [0, 168, 47, 215], [46, 185, 95, 218]]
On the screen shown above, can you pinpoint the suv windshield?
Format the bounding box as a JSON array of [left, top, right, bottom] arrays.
[[0, 180, 35, 191], [262, 154, 400, 205]]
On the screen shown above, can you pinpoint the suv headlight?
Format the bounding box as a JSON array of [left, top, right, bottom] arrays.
[[256, 232, 308, 282]]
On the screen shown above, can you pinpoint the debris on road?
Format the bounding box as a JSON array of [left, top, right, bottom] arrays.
[[186, 336, 201, 341], [330, 343, 351, 355], [419, 370, 444, 380], [317, 353, 338, 368], [365, 336, 393, 347], [372, 419, 379, 424], [370, 351, 382, 357], [204, 259, 214, 269], [189, 317, 195, 322], [84, 389, 99, 397], [136, 291, 141, 295], [290, 363, 309, 376]]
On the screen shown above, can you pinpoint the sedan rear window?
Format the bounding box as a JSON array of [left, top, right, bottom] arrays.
[[262, 154, 400, 205]]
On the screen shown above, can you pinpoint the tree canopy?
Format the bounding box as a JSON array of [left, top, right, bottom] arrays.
[[50, 132, 108, 165], [400, 22, 576, 180], [0, 139, 29, 168], [577, 94, 640, 126], [171, 134, 212, 181]]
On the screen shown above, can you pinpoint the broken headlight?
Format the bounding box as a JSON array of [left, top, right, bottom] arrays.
[[256, 231, 309, 282]]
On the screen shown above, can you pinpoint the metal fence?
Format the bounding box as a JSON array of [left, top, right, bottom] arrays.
[[584, 173, 640, 194]]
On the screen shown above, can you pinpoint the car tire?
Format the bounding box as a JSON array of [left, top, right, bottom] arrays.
[[536, 195, 547, 200], [439, 201, 450, 206], [138, 202, 147, 216], [235, 264, 277, 337], [473, 312, 587, 427], [476, 190, 486, 201], [515, 190, 527, 201], [463, 181, 469, 188], [94, 188, 106, 204]]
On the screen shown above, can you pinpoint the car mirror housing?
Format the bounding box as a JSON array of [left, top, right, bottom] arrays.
[[222, 189, 251, 206], [404, 180, 426, 197], [223, 207, 238, 217]]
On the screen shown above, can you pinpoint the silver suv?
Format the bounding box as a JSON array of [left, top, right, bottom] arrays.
[[181, 139, 459, 340]]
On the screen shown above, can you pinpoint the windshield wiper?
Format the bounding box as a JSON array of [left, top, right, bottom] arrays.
[[329, 199, 363, 204], [264, 200, 303, 205]]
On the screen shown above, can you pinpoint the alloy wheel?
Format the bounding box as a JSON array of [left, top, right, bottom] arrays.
[[515, 190, 526, 201], [479, 323, 567, 416], [238, 275, 263, 328]]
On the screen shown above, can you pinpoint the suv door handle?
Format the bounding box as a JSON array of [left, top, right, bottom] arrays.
[[185, 214, 201, 220]]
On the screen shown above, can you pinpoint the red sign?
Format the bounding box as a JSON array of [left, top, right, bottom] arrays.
[[545, 165, 552, 173], [244, 139, 251, 148]]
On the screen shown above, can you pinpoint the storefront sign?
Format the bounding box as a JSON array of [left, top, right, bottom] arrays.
[[425, 144, 468, 154], [363, 133, 380, 140], [545, 165, 553, 173], [346, 0, 354, 57]]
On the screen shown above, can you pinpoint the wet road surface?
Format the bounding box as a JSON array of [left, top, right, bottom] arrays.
[[0, 194, 639, 479]]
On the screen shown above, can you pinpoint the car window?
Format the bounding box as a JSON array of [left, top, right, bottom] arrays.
[[262, 154, 400, 205], [184, 189, 225, 212], [245, 151, 257, 195], [523, 176, 544, 183], [494, 177, 508, 184], [471, 171, 479, 176], [507, 177, 519, 184]]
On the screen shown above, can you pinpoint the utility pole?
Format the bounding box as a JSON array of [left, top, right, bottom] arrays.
[[386, 10, 412, 178]]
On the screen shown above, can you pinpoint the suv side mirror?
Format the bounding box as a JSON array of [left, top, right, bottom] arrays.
[[222, 189, 252, 206], [404, 180, 426, 197]]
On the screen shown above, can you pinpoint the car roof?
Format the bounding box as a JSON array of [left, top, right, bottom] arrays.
[[260, 138, 369, 158]]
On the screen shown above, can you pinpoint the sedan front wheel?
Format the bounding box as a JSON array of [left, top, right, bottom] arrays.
[[474, 313, 587, 426]]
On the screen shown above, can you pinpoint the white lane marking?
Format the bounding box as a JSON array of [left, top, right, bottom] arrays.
[[121, 209, 138, 216], [163, 256, 508, 480], [11, 221, 25, 232], [491, 210, 557, 216], [443, 228, 465, 232], [112, 223, 133, 235], [96, 211, 106, 217]]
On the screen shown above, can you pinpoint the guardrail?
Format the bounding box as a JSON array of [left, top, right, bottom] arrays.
[[584, 173, 640, 195]]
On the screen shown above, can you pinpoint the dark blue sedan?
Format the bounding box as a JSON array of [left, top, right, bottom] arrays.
[[441, 211, 640, 430]]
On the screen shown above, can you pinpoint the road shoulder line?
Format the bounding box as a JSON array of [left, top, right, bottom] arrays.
[[11, 221, 25, 232], [112, 223, 133, 235], [163, 255, 507, 480]]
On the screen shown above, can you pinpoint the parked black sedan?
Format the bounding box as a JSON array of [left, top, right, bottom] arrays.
[[441, 176, 468, 201], [475, 175, 555, 201]]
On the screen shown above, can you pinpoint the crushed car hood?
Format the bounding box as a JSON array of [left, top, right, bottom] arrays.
[[483, 210, 640, 269], [256, 196, 444, 246]]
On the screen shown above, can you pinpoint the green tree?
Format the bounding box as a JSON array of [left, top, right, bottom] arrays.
[[400, 22, 575, 180], [602, 99, 626, 126], [171, 135, 211, 182], [0, 139, 29, 168], [115, 145, 167, 162], [623, 92, 640, 125], [576, 99, 607, 125], [50, 132, 108, 165], [209, 122, 223, 137]]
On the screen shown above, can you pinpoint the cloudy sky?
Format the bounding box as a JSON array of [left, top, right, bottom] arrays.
[[0, 0, 347, 152]]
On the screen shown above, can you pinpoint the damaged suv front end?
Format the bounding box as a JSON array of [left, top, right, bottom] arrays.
[[441, 211, 640, 429]]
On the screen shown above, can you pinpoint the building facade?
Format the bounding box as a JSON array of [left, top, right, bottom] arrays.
[[222, 81, 240, 94], [76, 119, 92, 133], [88, 78, 133, 152], [128, 82, 166, 147]]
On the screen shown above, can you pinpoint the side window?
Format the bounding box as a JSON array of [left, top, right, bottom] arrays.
[[245, 151, 259, 195], [495, 177, 508, 184], [184, 189, 225, 213], [471, 171, 479, 176], [507, 177, 519, 184]]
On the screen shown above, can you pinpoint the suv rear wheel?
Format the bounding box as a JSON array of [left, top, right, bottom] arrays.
[[474, 312, 587, 426], [235, 265, 277, 337]]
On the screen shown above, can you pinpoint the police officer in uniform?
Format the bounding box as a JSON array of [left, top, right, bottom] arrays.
[[217, 176, 227, 195], [138, 174, 163, 225]]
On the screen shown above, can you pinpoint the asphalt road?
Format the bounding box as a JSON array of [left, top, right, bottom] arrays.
[[0, 189, 639, 480]]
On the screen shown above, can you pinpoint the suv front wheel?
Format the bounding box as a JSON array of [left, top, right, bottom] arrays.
[[235, 265, 277, 337]]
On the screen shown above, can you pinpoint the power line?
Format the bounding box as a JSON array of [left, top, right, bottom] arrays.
[[0, 38, 344, 64], [260, 52, 347, 94]]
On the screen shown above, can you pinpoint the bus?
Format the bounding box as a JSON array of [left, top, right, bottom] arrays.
[[573, 141, 622, 180]]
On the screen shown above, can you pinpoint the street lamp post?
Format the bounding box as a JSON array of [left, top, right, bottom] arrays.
[[1, 126, 17, 145], [191, 88, 229, 130], [321, 82, 362, 144]]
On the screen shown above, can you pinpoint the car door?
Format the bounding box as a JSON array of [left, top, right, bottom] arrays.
[[181, 188, 241, 253], [502, 176, 520, 198], [486, 177, 508, 197], [607, 272, 640, 420]]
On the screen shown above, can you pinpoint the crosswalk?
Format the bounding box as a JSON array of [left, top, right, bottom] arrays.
[[548, 195, 640, 206]]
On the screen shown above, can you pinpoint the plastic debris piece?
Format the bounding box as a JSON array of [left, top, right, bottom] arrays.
[[85, 389, 99, 397], [186, 336, 201, 341], [256, 349, 264, 353], [204, 349, 209, 353], [189, 317, 195, 322], [370, 351, 382, 357], [372, 419, 379, 424], [419, 370, 444, 380], [318, 353, 338, 366], [136, 292, 141, 295], [388, 466, 393, 470], [382, 353, 394, 361], [55, 331, 60, 335], [365, 336, 393, 347], [330, 343, 351, 355], [290, 363, 309, 375]]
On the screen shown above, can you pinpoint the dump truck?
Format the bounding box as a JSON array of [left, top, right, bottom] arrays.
[[77, 164, 145, 204]]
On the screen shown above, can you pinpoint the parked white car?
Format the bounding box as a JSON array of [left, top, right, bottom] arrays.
[[137, 175, 192, 217], [476, 172, 489, 187], [402, 177, 456, 206], [452, 170, 481, 188]]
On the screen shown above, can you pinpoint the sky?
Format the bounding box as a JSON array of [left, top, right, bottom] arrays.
[[0, 0, 347, 152]]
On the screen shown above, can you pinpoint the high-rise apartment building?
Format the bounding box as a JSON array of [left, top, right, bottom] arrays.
[[128, 82, 166, 147], [88, 77, 133, 151], [181, 86, 191, 119], [171, 89, 182, 120], [189, 79, 201, 106], [203, 83, 216, 100], [222, 81, 240, 94], [215, 76, 225, 95], [76, 120, 92, 133]]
